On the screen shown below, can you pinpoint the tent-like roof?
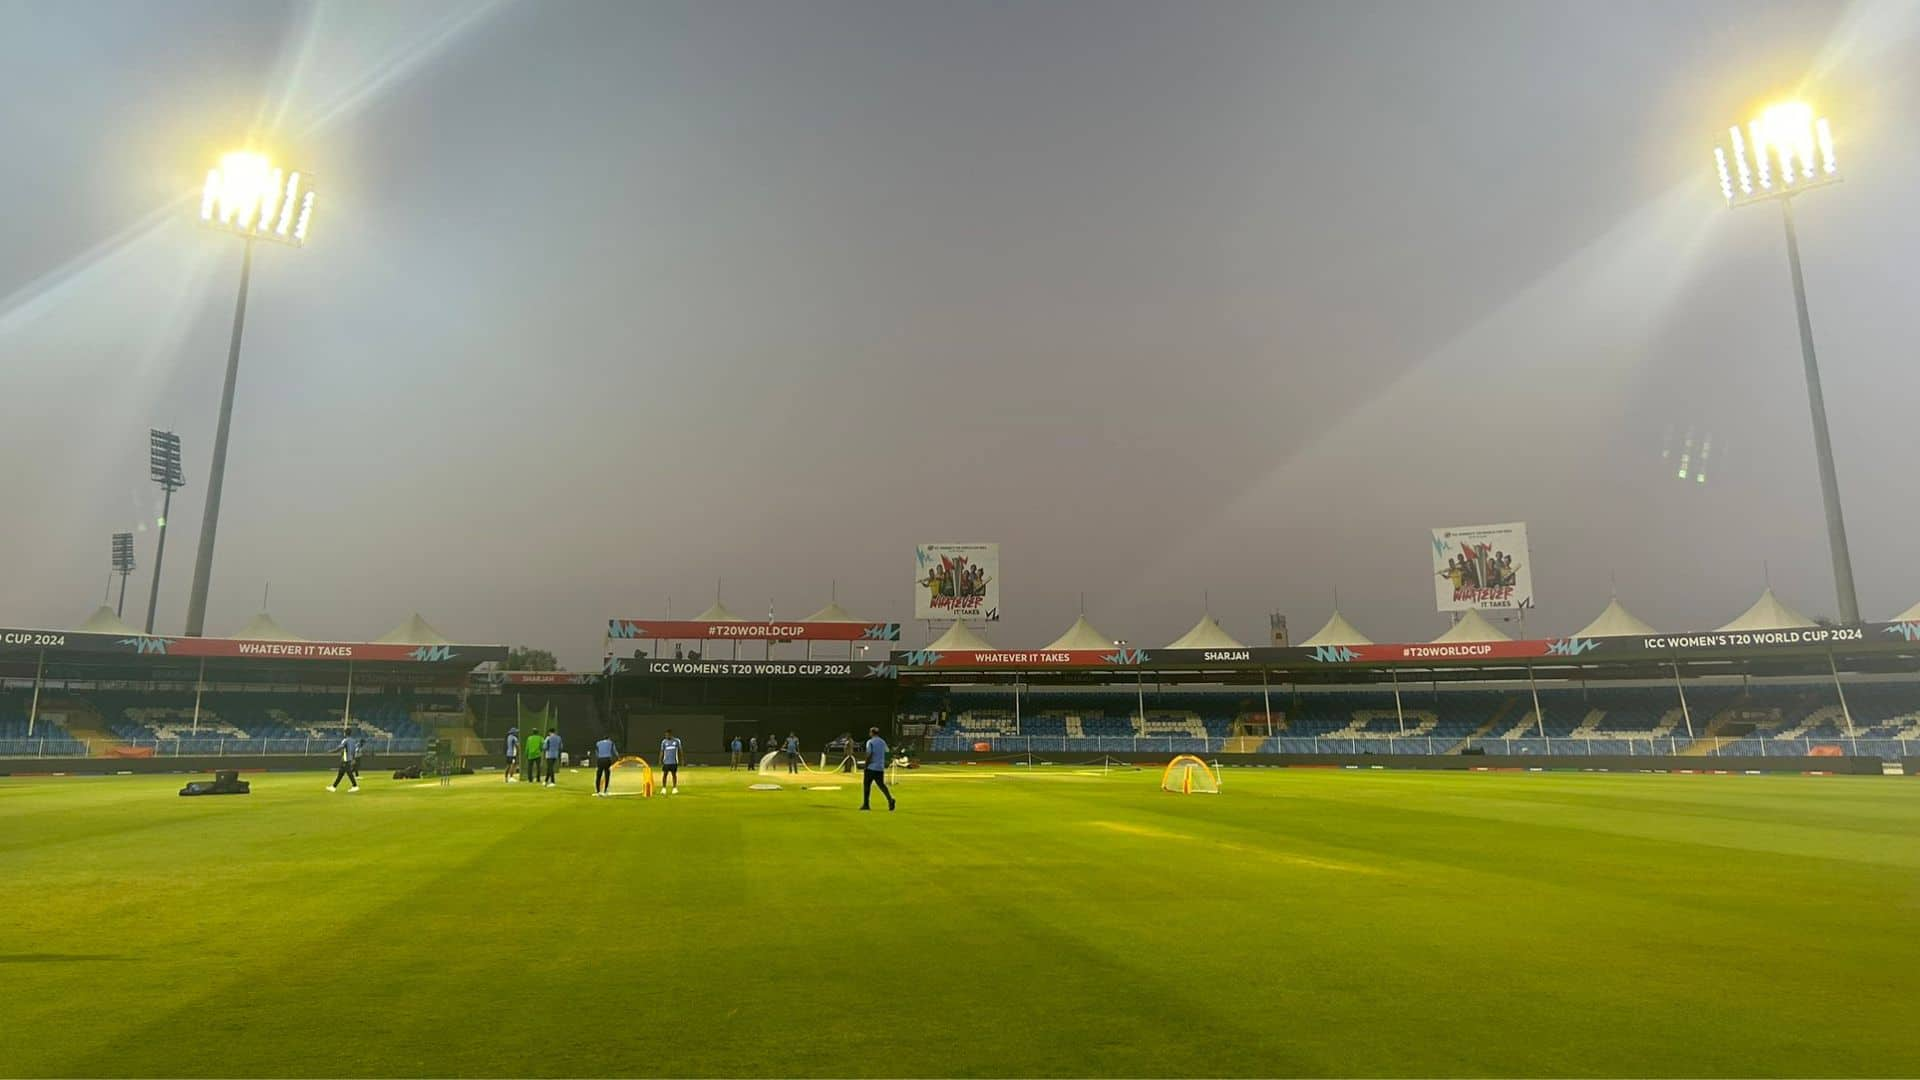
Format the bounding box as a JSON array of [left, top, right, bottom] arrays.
[[695, 601, 743, 622], [1166, 613, 1245, 650], [1893, 599, 1920, 622], [374, 612, 451, 645], [925, 621, 994, 652], [802, 602, 862, 623], [1572, 598, 1656, 639], [1432, 609, 1511, 643], [1299, 610, 1373, 647], [1044, 615, 1118, 652], [231, 612, 305, 641], [78, 605, 138, 635], [1717, 588, 1815, 632]]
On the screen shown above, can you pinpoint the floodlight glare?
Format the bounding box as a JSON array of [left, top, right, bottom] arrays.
[[1707, 102, 1856, 624], [200, 151, 315, 246]]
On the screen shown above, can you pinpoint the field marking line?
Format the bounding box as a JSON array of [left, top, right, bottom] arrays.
[[1087, 819, 1383, 875]]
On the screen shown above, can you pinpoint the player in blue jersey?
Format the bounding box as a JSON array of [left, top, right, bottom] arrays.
[[659, 729, 682, 794], [860, 727, 894, 811]]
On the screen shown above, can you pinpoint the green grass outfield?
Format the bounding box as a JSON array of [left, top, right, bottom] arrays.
[[2, 763, 1917, 1078]]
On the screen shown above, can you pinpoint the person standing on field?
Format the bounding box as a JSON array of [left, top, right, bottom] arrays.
[[730, 735, 743, 770], [504, 725, 519, 783], [659, 729, 682, 794], [784, 731, 801, 774], [523, 728, 542, 784], [542, 728, 562, 787], [860, 726, 895, 812], [593, 733, 617, 796]]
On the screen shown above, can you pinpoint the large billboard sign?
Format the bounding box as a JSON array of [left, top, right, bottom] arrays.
[[1432, 523, 1533, 612], [915, 543, 999, 622]]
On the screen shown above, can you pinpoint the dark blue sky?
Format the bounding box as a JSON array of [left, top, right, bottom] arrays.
[[3, 0, 1918, 663]]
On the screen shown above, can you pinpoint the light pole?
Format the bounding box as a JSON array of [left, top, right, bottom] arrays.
[[1713, 103, 1858, 625], [111, 533, 135, 618], [184, 152, 315, 636], [144, 428, 185, 633]]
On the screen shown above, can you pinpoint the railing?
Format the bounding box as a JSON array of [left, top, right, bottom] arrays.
[[0, 736, 428, 759], [926, 734, 1918, 758]]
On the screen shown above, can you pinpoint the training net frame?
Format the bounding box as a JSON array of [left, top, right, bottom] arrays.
[[1160, 754, 1221, 794]]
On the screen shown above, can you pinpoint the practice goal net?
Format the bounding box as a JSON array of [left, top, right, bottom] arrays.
[[613, 755, 655, 796], [1160, 754, 1220, 795]]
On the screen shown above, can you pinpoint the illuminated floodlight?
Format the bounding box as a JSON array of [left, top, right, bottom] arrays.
[[1712, 103, 1838, 207], [200, 151, 316, 246]]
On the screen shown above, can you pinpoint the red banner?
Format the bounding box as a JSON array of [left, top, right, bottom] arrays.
[[899, 649, 1134, 668], [609, 619, 900, 643]]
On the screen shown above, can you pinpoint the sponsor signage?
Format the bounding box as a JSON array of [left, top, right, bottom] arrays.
[[625, 659, 893, 679], [493, 672, 598, 685], [0, 628, 506, 663], [608, 619, 900, 643], [915, 543, 999, 621]]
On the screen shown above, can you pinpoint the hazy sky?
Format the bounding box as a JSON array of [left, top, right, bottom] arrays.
[[4, 0, 1918, 665]]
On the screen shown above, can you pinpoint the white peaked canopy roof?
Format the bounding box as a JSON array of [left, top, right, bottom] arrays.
[[1299, 610, 1373, 647], [925, 621, 994, 652], [78, 605, 138, 635], [1717, 588, 1815, 632], [374, 612, 451, 645], [695, 601, 743, 622], [232, 612, 305, 641], [803, 602, 861, 622], [1432, 609, 1511, 643], [1893, 599, 1920, 622], [1044, 615, 1118, 651], [1573, 598, 1656, 639], [1166, 613, 1245, 650]]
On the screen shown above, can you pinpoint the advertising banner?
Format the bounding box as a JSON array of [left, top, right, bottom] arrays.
[[623, 659, 895, 679], [0, 628, 505, 663], [915, 543, 999, 622], [1432, 523, 1534, 611], [608, 619, 899, 643]]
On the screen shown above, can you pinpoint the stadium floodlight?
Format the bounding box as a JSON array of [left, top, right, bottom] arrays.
[[184, 151, 315, 637], [144, 429, 185, 634], [1710, 103, 1857, 625], [111, 532, 136, 618]]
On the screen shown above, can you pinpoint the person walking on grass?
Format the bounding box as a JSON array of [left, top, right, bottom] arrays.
[[860, 726, 895, 812], [504, 724, 519, 783], [659, 729, 682, 794], [593, 733, 617, 796], [542, 728, 562, 787], [328, 730, 362, 792]]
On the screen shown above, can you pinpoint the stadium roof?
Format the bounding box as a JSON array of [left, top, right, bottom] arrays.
[[77, 605, 138, 635], [374, 612, 451, 645], [1044, 614, 1117, 651], [1573, 598, 1656, 638], [1431, 609, 1511, 643], [1895, 599, 1920, 622], [1717, 588, 1815, 632], [232, 612, 305, 641], [925, 621, 994, 651], [802, 601, 862, 622], [1299, 610, 1372, 647], [695, 601, 743, 621], [1166, 613, 1245, 650]]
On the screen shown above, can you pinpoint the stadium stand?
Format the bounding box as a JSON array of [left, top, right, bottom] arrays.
[[919, 680, 1920, 757], [88, 691, 432, 755]]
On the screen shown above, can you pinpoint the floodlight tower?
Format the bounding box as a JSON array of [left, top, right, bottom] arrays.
[[111, 533, 136, 618], [184, 152, 315, 637], [1712, 104, 1857, 625], [144, 428, 186, 633]]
